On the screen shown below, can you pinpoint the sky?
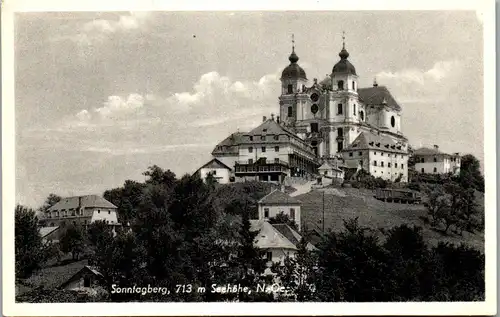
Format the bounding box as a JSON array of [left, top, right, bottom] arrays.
[[14, 11, 484, 208]]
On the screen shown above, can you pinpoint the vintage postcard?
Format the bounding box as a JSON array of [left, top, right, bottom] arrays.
[[2, 0, 497, 315]]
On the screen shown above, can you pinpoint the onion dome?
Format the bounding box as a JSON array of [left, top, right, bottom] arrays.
[[332, 36, 357, 75], [281, 37, 307, 80]]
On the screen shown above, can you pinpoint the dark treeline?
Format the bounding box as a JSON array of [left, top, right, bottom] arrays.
[[16, 165, 484, 302]]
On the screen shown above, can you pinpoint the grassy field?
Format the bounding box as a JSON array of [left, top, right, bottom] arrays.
[[297, 187, 485, 251]]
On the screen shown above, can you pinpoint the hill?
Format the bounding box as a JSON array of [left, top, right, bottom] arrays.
[[297, 187, 484, 251]]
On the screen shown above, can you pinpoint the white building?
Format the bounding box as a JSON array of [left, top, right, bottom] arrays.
[[195, 157, 233, 184], [317, 161, 344, 186], [43, 195, 120, 227], [258, 189, 302, 231], [413, 145, 461, 175]]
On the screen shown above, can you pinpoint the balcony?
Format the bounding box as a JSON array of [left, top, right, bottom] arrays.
[[235, 159, 289, 174]]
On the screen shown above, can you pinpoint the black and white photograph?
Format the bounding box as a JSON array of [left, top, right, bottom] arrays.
[[3, 0, 497, 315]]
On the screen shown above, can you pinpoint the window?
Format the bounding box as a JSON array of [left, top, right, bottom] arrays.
[[359, 160, 363, 166], [373, 161, 378, 166], [337, 103, 343, 115], [84, 277, 91, 287], [324, 171, 327, 175], [381, 162, 384, 167], [337, 80, 344, 90], [249, 136, 253, 141], [349, 152, 353, 157], [248, 159, 253, 164], [391, 116, 395, 128], [337, 127, 343, 137], [401, 164, 404, 169], [264, 208, 269, 218], [374, 152, 377, 155], [421, 168, 425, 173], [274, 135, 279, 140], [360, 110, 365, 121], [288, 106, 293, 117], [352, 81, 356, 91], [287, 84, 293, 94], [98, 210, 100, 214], [395, 163, 398, 168], [388, 163, 391, 168], [274, 158, 279, 163], [266, 251, 273, 262], [310, 123, 319, 133], [337, 141, 343, 152], [421, 158, 425, 163], [434, 167, 437, 173], [353, 104, 356, 115], [108, 210, 111, 214], [290, 208, 295, 219], [275, 146, 279, 152], [359, 151, 362, 156], [381, 152, 384, 156], [433, 157, 437, 162], [262, 147, 266, 152]]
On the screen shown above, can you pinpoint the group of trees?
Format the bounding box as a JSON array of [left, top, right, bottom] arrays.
[[272, 219, 484, 302], [15, 163, 485, 302]]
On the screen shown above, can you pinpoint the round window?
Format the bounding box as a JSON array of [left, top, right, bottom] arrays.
[[391, 116, 395, 127], [310, 93, 319, 102], [311, 104, 319, 114]]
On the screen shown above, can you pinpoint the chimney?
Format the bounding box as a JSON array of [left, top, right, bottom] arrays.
[[271, 113, 275, 121], [263, 116, 267, 122]]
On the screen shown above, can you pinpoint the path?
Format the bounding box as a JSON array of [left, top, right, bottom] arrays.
[[289, 180, 316, 197]]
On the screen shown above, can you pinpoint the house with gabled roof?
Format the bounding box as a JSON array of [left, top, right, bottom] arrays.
[[58, 265, 107, 294], [41, 195, 120, 228], [413, 145, 461, 175], [258, 188, 302, 231], [194, 157, 234, 184]]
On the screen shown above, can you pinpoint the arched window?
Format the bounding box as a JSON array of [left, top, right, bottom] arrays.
[[352, 81, 356, 91], [360, 110, 365, 121], [433, 157, 437, 162], [391, 116, 395, 128], [353, 104, 356, 116], [287, 84, 293, 94], [337, 103, 343, 115], [337, 80, 344, 90]]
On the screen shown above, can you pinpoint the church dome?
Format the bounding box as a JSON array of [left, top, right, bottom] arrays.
[[332, 47, 357, 75], [281, 49, 307, 80]]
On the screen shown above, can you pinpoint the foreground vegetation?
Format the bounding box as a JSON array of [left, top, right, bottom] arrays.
[[15, 154, 486, 302]]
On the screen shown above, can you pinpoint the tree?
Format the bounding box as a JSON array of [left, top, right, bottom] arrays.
[[15, 205, 44, 279], [268, 211, 299, 231], [272, 237, 317, 301], [459, 154, 484, 192], [60, 223, 86, 260], [39, 194, 62, 213], [143, 165, 176, 188]]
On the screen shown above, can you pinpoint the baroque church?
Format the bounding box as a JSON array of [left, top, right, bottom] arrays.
[[201, 34, 409, 184]]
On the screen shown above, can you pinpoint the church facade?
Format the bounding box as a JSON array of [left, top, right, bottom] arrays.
[[278, 36, 409, 182], [208, 36, 409, 183]]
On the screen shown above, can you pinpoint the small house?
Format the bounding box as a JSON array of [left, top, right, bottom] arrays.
[[258, 189, 302, 231]]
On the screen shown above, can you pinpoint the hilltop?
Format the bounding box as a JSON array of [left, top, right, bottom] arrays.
[[297, 187, 484, 251]]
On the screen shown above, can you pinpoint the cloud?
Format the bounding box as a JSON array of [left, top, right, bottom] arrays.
[[376, 60, 462, 85], [52, 12, 150, 46]]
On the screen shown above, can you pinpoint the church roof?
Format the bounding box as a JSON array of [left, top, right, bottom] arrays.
[[258, 189, 301, 205], [281, 48, 307, 80], [211, 132, 244, 155], [332, 45, 357, 75], [358, 86, 401, 111], [48, 195, 117, 212], [343, 131, 406, 154]]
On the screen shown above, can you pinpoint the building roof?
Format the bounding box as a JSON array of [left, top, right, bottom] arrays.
[[48, 195, 117, 212], [343, 131, 406, 154], [58, 266, 105, 290], [281, 49, 307, 80], [246, 118, 297, 139], [250, 220, 297, 250], [412, 147, 456, 156], [318, 162, 343, 172], [39, 226, 59, 238], [332, 46, 357, 75], [211, 132, 244, 155], [272, 223, 317, 251], [358, 85, 401, 111], [258, 189, 301, 205], [195, 157, 232, 173]]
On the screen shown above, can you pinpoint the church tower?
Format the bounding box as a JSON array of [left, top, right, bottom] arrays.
[[326, 32, 364, 157], [279, 35, 309, 129]]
